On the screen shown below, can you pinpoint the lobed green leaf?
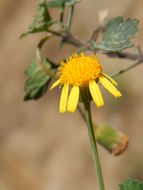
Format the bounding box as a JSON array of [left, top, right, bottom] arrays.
[[119, 179, 143, 190], [21, 0, 56, 38], [90, 17, 139, 52], [24, 57, 55, 100]]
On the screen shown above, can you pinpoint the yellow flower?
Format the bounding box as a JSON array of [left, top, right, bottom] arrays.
[[50, 53, 121, 113]]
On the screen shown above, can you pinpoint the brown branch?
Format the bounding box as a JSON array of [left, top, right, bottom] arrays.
[[48, 29, 85, 47], [48, 29, 143, 64]]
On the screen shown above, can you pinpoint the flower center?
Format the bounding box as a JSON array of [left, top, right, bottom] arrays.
[[57, 53, 102, 87]]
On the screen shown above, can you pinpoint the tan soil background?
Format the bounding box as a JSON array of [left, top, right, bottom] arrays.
[[0, 0, 143, 190]]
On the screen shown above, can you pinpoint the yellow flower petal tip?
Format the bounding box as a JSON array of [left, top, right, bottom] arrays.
[[115, 91, 122, 98], [50, 53, 122, 113], [99, 76, 122, 98], [50, 79, 60, 91]]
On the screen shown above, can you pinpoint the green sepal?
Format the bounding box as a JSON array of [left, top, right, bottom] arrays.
[[79, 86, 92, 103]]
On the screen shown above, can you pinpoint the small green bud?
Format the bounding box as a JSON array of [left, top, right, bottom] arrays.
[[94, 124, 129, 155]]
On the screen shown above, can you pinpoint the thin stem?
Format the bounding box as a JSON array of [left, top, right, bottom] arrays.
[[111, 59, 143, 78], [60, 10, 64, 23], [83, 101, 105, 190], [67, 5, 74, 31], [36, 35, 57, 79], [106, 51, 140, 61], [91, 27, 102, 42], [48, 29, 84, 47], [60, 10, 65, 29]]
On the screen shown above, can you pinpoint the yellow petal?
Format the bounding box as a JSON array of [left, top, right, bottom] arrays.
[[89, 80, 104, 108], [102, 72, 117, 86], [67, 86, 79, 113], [50, 79, 60, 91], [59, 84, 69, 113], [99, 76, 122, 98]]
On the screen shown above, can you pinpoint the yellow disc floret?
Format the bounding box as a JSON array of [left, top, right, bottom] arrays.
[[57, 53, 102, 86]]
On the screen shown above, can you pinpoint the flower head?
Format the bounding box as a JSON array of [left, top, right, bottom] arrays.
[[50, 53, 121, 113]]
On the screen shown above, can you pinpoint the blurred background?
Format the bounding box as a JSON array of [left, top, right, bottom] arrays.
[[0, 0, 143, 190]]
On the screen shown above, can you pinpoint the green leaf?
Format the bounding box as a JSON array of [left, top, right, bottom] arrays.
[[119, 179, 143, 190], [90, 17, 139, 52], [24, 57, 55, 100], [48, 0, 80, 9], [36, 0, 51, 22], [21, 0, 56, 37]]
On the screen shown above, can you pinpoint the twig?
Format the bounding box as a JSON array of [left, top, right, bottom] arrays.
[[111, 59, 143, 78], [60, 10, 64, 23], [48, 28, 143, 64], [111, 45, 143, 78], [48, 29, 85, 47], [67, 5, 74, 31], [91, 26, 102, 42], [106, 51, 140, 61]]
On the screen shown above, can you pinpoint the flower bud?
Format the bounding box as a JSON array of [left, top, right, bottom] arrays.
[[94, 124, 129, 155]]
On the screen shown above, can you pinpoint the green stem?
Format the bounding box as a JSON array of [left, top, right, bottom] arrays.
[[60, 10, 65, 29], [83, 101, 105, 190], [60, 10, 64, 23], [67, 5, 74, 31], [111, 59, 143, 78], [36, 35, 57, 79]]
